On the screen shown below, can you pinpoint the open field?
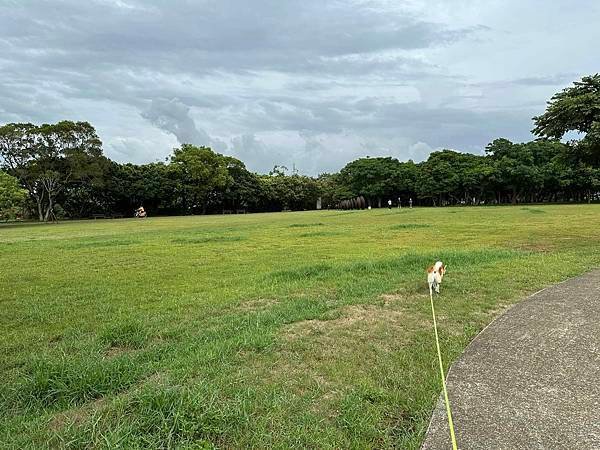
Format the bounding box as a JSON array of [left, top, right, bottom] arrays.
[[1, 205, 599, 449]]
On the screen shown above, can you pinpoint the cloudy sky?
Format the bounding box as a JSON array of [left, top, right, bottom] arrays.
[[1, 1, 598, 174]]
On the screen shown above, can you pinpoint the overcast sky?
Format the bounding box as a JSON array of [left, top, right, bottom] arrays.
[[1, 1, 598, 174]]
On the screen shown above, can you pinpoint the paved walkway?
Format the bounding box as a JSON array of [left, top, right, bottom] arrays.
[[422, 270, 600, 450]]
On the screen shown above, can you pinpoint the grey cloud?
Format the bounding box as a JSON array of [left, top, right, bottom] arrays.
[[0, 0, 482, 77], [141, 98, 227, 151], [230, 133, 287, 173], [1, 0, 598, 174], [509, 74, 580, 86], [468, 74, 580, 89]]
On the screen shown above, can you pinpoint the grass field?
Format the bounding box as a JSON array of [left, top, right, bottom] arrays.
[[1, 205, 599, 449]]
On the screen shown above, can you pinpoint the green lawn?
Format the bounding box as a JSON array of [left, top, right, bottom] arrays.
[[1, 205, 599, 449]]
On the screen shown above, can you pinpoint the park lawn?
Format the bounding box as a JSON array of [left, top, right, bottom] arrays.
[[1, 205, 599, 448]]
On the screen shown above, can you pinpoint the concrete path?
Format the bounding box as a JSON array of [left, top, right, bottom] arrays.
[[422, 270, 600, 450]]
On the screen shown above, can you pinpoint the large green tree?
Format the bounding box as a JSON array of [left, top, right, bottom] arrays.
[[258, 166, 319, 211], [170, 144, 231, 214], [533, 74, 600, 166], [416, 150, 462, 205], [485, 139, 542, 204], [0, 121, 104, 221], [339, 157, 401, 207], [316, 173, 352, 209], [0, 171, 27, 220], [221, 156, 262, 212]]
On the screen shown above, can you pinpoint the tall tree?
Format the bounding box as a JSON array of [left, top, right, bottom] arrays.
[[485, 139, 542, 204], [339, 157, 401, 207], [533, 74, 600, 167], [0, 171, 27, 220], [416, 150, 463, 205], [316, 173, 352, 209], [0, 121, 104, 221], [258, 167, 319, 211], [170, 144, 231, 214], [221, 156, 262, 212]]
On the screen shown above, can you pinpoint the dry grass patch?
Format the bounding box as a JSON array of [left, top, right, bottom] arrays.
[[103, 346, 137, 359], [236, 298, 279, 312], [282, 303, 430, 349], [475, 304, 512, 323], [515, 242, 554, 253], [245, 302, 435, 425], [48, 398, 106, 432], [283, 305, 389, 340], [380, 291, 418, 306]]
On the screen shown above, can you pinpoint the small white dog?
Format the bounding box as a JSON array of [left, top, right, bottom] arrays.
[[427, 261, 446, 295]]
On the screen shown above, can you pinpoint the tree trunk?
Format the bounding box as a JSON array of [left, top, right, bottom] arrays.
[[44, 195, 54, 222], [36, 196, 44, 222]]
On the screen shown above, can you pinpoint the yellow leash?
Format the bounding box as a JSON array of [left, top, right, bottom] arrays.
[[429, 287, 458, 450]]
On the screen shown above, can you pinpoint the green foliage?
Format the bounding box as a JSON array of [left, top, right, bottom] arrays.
[[0, 121, 105, 221], [0, 171, 27, 220], [533, 74, 600, 166], [221, 156, 262, 210], [258, 168, 320, 211], [170, 144, 232, 214], [339, 156, 403, 202], [316, 172, 353, 208]]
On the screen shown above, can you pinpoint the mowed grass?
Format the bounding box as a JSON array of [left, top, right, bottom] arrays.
[[1, 205, 599, 449]]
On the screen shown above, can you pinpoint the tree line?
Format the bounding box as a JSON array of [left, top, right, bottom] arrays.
[[1, 75, 599, 221]]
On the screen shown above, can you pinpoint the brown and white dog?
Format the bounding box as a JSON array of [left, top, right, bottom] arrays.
[[427, 261, 446, 295]]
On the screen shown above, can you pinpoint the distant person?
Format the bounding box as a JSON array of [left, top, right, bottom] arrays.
[[388, 199, 392, 210], [398, 197, 401, 209], [135, 206, 147, 218], [409, 198, 413, 209]]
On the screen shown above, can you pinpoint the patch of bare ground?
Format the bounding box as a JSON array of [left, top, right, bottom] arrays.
[[476, 304, 511, 322], [380, 293, 405, 305], [516, 242, 553, 253], [285, 306, 375, 340], [104, 346, 136, 358], [140, 371, 169, 387], [47, 373, 169, 437], [284, 304, 425, 369], [237, 298, 279, 312], [48, 334, 63, 344], [49, 398, 106, 432], [247, 303, 429, 420]]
